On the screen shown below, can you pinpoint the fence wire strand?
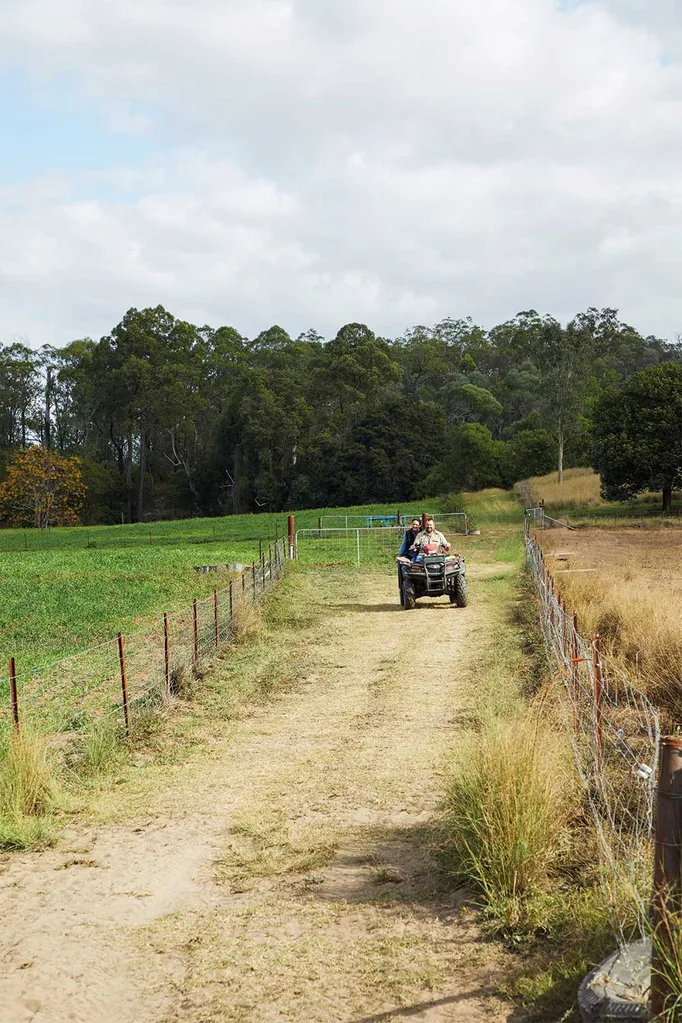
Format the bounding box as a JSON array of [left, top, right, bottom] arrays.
[[295, 524, 469, 566], [1, 537, 288, 741], [525, 512, 660, 947]]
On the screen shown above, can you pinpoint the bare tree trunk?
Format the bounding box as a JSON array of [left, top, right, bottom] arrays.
[[138, 427, 146, 522], [663, 485, 672, 515], [557, 435, 564, 486], [126, 432, 133, 523], [44, 367, 52, 449]]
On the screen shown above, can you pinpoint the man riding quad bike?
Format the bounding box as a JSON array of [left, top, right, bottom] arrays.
[[396, 516, 467, 609]]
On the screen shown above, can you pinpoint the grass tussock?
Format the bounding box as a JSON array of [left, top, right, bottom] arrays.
[[231, 601, 264, 644], [70, 716, 125, 777], [0, 729, 60, 849], [441, 708, 578, 932]]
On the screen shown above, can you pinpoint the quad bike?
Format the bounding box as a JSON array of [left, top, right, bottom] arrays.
[[398, 546, 467, 609]]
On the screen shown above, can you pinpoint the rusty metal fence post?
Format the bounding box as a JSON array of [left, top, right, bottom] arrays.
[[229, 579, 233, 623], [214, 588, 219, 647], [252, 562, 257, 601], [8, 657, 18, 733], [192, 599, 198, 667], [117, 633, 130, 736], [651, 737, 682, 1021], [288, 515, 295, 559], [571, 612, 580, 735]]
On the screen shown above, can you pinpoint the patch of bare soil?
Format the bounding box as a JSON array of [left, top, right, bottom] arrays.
[[0, 570, 513, 1023]]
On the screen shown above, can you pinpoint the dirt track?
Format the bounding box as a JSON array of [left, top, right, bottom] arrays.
[[0, 569, 512, 1023]]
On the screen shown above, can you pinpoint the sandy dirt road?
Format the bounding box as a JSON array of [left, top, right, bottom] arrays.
[[0, 568, 514, 1023]]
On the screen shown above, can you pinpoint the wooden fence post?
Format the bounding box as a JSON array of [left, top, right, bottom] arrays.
[[117, 634, 130, 736], [252, 562, 257, 601], [8, 657, 18, 733]]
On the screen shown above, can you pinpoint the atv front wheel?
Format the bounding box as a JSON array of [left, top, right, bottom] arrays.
[[403, 580, 416, 610], [454, 574, 468, 608]]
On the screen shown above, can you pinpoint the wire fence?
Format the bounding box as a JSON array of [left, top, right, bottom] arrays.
[[295, 523, 469, 567], [524, 513, 660, 947], [0, 524, 288, 554], [1, 536, 288, 743], [319, 512, 470, 533]]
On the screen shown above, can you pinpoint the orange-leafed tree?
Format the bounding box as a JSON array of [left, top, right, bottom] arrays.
[[0, 447, 86, 528]]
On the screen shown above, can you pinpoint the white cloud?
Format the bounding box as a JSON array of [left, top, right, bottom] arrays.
[[1, 0, 682, 344]]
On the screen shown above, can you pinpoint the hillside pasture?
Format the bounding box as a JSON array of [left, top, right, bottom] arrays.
[[539, 526, 682, 712], [0, 498, 478, 674], [523, 467, 682, 527]]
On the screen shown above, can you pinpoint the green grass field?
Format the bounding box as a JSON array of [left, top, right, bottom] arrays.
[[1, 497, 498, 674]]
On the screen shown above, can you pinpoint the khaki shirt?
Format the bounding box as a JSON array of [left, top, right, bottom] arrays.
[[413, 529, 449, 551]]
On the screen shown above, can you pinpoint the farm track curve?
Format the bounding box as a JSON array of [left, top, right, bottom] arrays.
[[0, 568, 513, 1023]]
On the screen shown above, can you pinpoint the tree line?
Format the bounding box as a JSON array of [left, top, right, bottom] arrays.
[[0, 305, 679, 524]]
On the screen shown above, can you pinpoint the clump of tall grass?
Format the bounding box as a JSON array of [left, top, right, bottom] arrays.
[[441, 709, 578, 931], [232, 602, 263, 644], [0, 729, 58, 816], [70, 717, 125, 777], [0, 729, 59, 849]]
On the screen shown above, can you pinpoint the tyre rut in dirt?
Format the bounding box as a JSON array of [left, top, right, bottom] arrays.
[[454, 574, 468, 608]]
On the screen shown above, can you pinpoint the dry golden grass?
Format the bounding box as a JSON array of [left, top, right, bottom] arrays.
[[522, 468, 604, 511], [542, 528, 682, 711]]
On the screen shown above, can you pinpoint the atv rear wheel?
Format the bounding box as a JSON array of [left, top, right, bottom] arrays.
[[403, 580, 416, 610], [454, 574, 468, 608]]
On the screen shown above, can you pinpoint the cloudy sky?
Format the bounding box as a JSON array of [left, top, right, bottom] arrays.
[[2, 0, 682, 347]]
